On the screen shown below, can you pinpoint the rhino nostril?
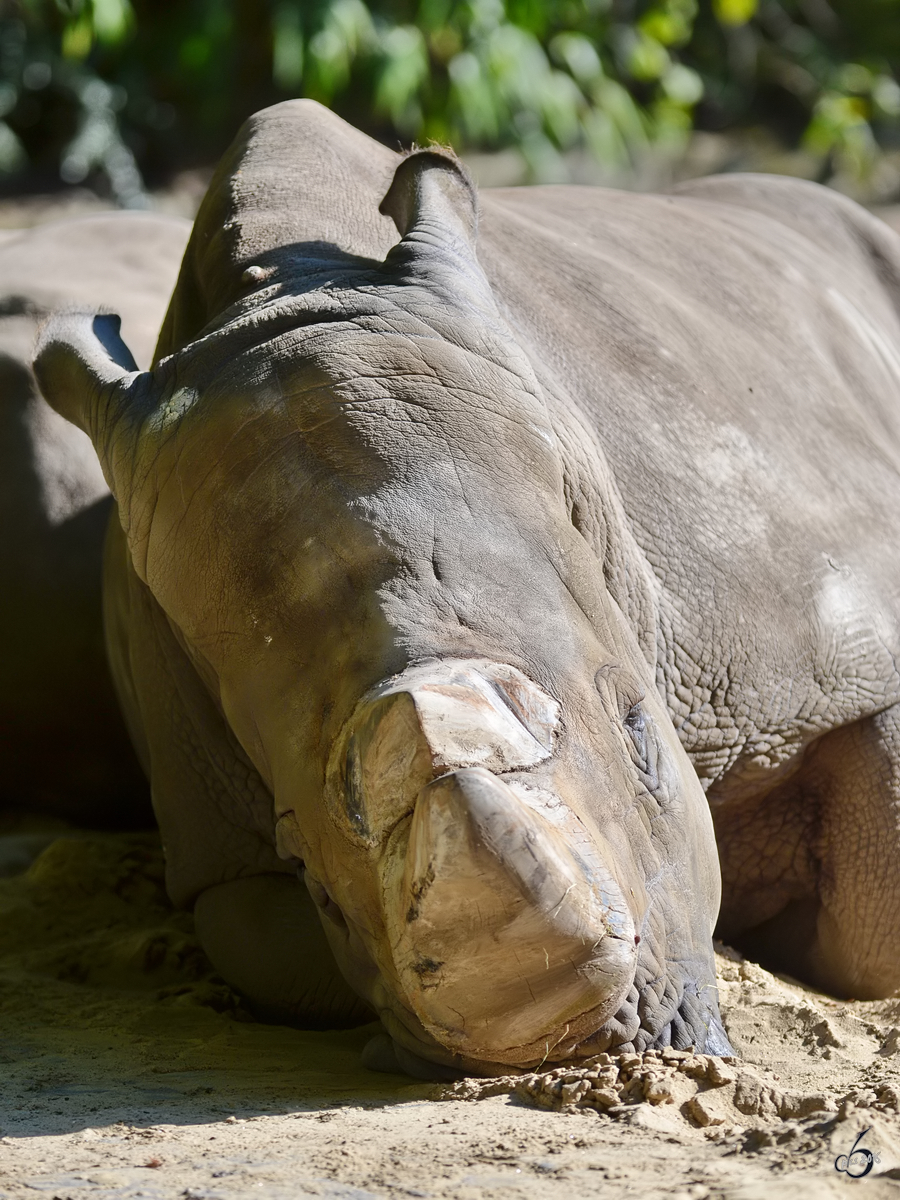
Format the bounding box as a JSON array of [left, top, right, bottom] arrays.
[[303, 869, 347, 929], [302, 868, 327, 906]]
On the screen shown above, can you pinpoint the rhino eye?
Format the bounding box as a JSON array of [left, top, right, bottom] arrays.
[[623, 702, 658, 792], [624, 701, 644, 737], [623, 702, 646, 758]]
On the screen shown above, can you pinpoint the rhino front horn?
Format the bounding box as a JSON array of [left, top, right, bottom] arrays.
[[390, 767, 637, 1064]]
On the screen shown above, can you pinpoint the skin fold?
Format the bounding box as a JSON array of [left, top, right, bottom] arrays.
[[31, 100, 900, 1075]]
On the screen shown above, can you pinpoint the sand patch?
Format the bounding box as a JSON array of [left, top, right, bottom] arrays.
[[3, 831, 900, 1198]]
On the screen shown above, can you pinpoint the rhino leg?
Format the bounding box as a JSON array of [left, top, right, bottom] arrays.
[[194, 874, 372, 1027], [799, 705, 900, 998], [719, 706, 900, 1000]]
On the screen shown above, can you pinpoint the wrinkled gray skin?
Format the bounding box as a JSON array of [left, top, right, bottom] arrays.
[[1, 213, 189, 824], [34, 100, 900, 1078]]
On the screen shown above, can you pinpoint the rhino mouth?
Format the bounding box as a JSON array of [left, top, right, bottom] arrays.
[[307, 659, 640, 1070]]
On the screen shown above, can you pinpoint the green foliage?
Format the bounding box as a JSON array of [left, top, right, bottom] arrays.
[[1, 0, 900, 201], [695, 0, 900, 183]]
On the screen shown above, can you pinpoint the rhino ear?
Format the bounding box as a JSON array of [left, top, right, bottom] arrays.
[[34, 312, 157, 538], [380, 147, 478, 245], [35, 312, 165, 581], [34, 311, 141, 442], [380, 148, 496, 315]]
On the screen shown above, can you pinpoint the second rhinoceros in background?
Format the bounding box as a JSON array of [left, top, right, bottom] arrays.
[[35, 99, 900, 1077], [0, 211, 189, 827]]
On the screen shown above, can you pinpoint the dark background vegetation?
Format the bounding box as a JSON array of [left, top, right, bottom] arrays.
[[2, 0, 900, 204]]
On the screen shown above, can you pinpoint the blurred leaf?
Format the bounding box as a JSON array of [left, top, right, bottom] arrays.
[[583, 106, 629, 166], [468, 0, 506, 38], [61, 12, 92, 59], [650, 93, 693, 149], [179, 35, 212, 72], [662, 62, 703, 105], [804, 91, 870, 154], [91, 0, 132, 45], [60, 76, 146, 204], [835, 63, 873, 94], [541, 69, 585, 147], [0, 83, 17, 119], [0, 120, 26, 172], [273, 3, 304, 90], [621, 29, 671, 83], [713, 0, 757, 28], [487, 22, 547, 107], [640, 0, 697, 48], [418, 0, 454, 35], [428, 24, 462, 63], [449, 50, 500, 141], [874, 74, 900, 116], [550, 32, 603, 86], [592, 76, 649, 151], [308, 0, 375, 99], [519, 127, 567, 180], [374, 25, 428, 130]]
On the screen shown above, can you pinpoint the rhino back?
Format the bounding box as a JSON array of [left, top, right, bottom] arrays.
[[1, 212, 190, 823], [476, 176, 900, 791]]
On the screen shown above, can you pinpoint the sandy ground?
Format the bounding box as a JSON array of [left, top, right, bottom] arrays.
[[2, 831, 900, 1200]]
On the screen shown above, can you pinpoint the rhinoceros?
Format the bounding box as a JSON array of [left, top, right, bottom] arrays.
[[33, 99, 900, 1078], [0, 212, 189, 825]]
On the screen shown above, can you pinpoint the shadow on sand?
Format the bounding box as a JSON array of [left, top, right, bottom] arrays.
[[0, 831, 429, 1140]]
